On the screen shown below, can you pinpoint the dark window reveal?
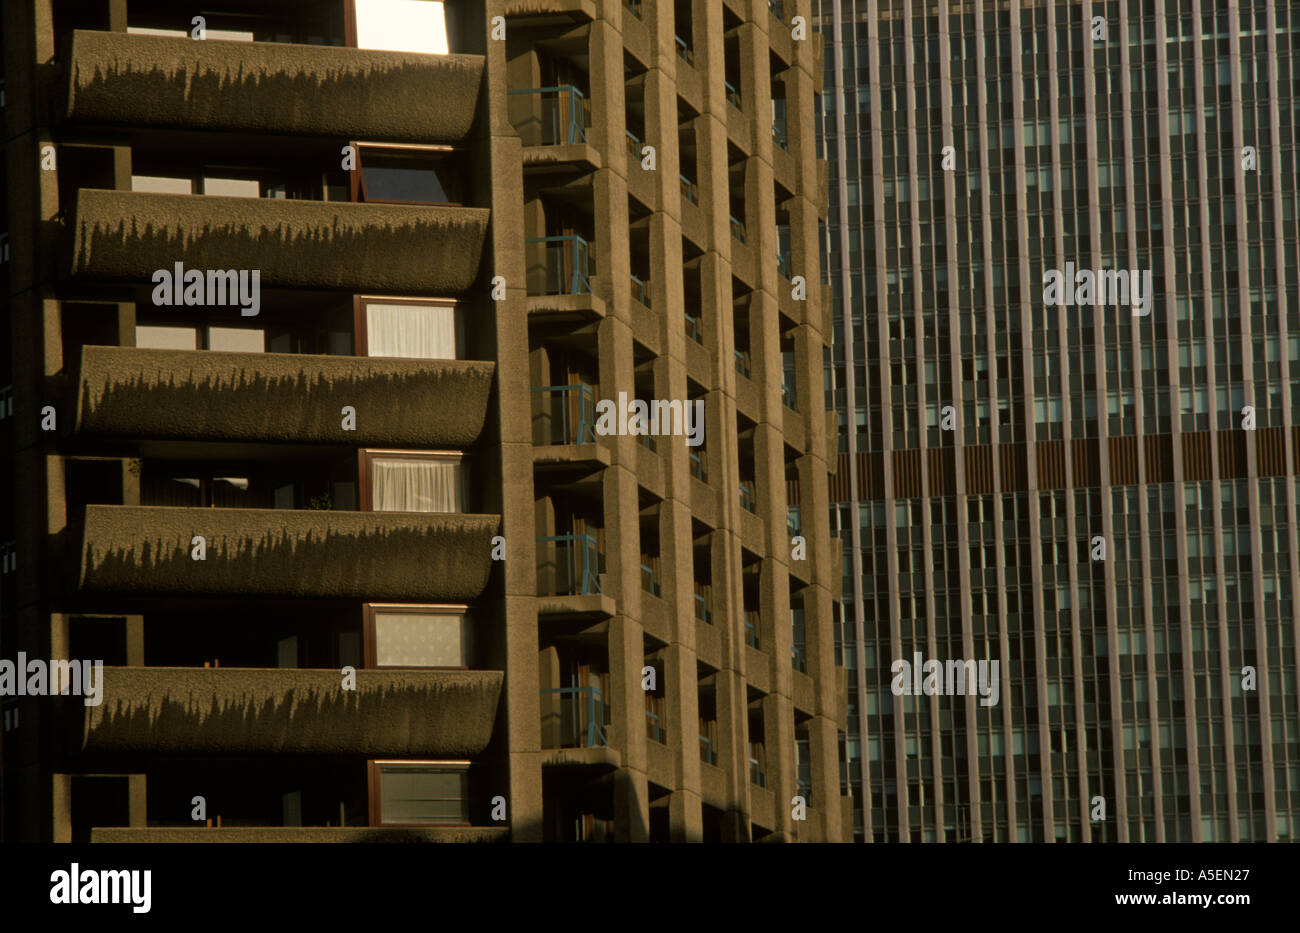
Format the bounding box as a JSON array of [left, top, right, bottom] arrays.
[[355, 145, 464, 205]]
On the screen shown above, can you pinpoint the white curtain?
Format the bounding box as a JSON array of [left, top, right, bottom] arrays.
[[366, 303, 459, 359], [370, 457, 467, 512]]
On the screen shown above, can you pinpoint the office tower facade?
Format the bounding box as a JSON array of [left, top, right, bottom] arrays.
[[816, 0, 1298, 842], [2, 0, 845, 843]]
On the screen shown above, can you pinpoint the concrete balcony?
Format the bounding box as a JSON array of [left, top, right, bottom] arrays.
[[78, 505, 499, 601], [91, 827, 508, 843], [68, 667, 503, 758], [69, 189, 488, 295], [64, 29, 483, 143], [76, 346, 493, 447]]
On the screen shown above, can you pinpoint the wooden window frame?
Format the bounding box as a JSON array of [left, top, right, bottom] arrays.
[[363, 602, 472, 670], [367, 760, 471, 828], [353, 295, 460, 358], [348, 141, 463, 207], [357, 448, 469, 512]]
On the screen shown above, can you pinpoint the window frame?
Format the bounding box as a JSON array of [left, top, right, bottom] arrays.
[[363, 602, 473, 670], [348, 142, 463, 207], [367, 759, 471, 828], [357, 448, 469, 513], [353, 295, 463, 358]]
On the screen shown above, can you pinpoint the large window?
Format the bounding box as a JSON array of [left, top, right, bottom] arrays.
[[365, 604, 472, 668], [360, 450, 469, 513], [358, 297, 465, 360], [368, 761, 468, 826], [349, 0, 449, 54], [352, 144, 464, 205], [136, 323, 265, 353]]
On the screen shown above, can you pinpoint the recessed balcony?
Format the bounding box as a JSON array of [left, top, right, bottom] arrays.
[[70, 189, 488, 295], [66, 666, 503, 758], [78, 505, 499, 601], [64, 29, 484, 143], [76, 346, 493, 447]]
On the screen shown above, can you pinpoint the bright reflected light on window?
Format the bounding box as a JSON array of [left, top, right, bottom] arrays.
[[355, 0, 449, 55]]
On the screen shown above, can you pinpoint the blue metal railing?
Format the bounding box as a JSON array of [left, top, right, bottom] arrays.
[[540, 686, 608, 748], [679, 173, 698, 204], [786, 505, 802, 536], [537, 533, 602, 596], [625, 127, 642, 155], [526, 234, 592, 296], [689, 449, 706, 482], [641, 562, 660, 596], [700, 734, 717, 765], [625, 0, 643, 18], [630, 273, 651, 306], [768, 0, 784, 21], [796, 779, 812, 803], [675, 35, 693, 64], [772, 122, 788, 151], [744, 610, 760, 649], [739, 480, 757, 513], [729, 215, 746, 243], [532, 384, 596, 444], [685, 311, 703, 343], [735, 349, 751, 377], [646, 710, 665, 743], [694, 592, 711, 623], [781, 381, 798, 410], [749, 757, 767, 788], [777, 250, 792, 280], [724, 79, 741, 109], [793, 643, 807, 673], [508, 85, 588, 145]]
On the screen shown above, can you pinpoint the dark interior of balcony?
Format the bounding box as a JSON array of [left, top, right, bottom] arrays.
[[141, 607, 362, 669]]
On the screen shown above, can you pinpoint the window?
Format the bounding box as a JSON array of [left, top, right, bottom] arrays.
[[366, 604, 472, 668], [352, 144, 464, 205], [136, 324, 265, 353], [358, 297, 464, 359], [349, 0, 449, 54], [360, 450, 469, 513], [369, 761, 468, 826]]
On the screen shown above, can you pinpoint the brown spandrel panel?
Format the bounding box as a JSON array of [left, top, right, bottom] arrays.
[[1182, 432, 1211, 480], [1144, 434, 1173, 483], [1071, 437, 1100, 487], [1256, 426, 1288, 477], [1218, 431, 1247, 479], [963, 445, 993, 494], [862, 452, 885, 499], [999, 443, 1027, 490], [1035, 440, 1066, 488], [893, 450, 921, 498], [1108, 435, 1138, 485], [927, 447, 956, 495]]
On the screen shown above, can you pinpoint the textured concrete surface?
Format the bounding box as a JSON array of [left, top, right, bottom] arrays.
[[65, 29, 484, 142], [73, 666, 502, 757], [77, 346, 494, 447], [71, 189, 489, 294], [78, 505, 500, 600], [91, 826, 509, 843]]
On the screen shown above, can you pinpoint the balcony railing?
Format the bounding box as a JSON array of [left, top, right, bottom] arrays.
[[768, 0, 785, 21], [781, 381, 798, 410], [679, 173, 698, 204], [689, 449, 706, 482], [675, 35, 693, 64], [744, 610, 760, 649], [624, 0, 643, 18], [685, 312, 703, 343], [729, 215, 747, 243], [540, 686, 608, 748], [786, 505, 801, 537], [700, 734, 717, 765], [641, 562, 661, 597], [777, 250, 792, 280], [526, 234, 593, 296], [630, 273, 651, 306], [532, 383, 596, 445], [694, 592, 711, 623], [793, 643, 807, 673], [724, 79, 741, 109], [796, 779, 812, 804], [739, 480, 757, 514], [735, 349, 751, 378], [625, 127, 642, 156], [646, 710, 666, 743], [507, 85, 588, 145], [749, 757, 767, 788], [772, 122, 789, 151], [537, 533, 602, 596]]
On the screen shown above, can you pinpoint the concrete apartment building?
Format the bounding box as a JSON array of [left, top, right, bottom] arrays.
[[1, 0, 846, 842], [816, 0, 1299, 841]]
